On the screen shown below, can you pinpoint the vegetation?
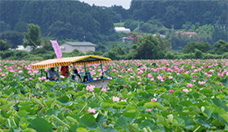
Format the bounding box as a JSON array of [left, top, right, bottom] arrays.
[[0, 59, 228, 131], [0, 0, 115, 43], [23, 24, 41, 49], [0, 40, 11, 51], [0, 0, 227, 60]]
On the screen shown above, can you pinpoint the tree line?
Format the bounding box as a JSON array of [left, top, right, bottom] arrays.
[[0, 0, 227, 60], [0, 0, 115, 43]]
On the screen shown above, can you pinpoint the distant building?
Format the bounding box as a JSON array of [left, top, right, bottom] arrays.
[[13, 45, 32, 52], [152, 34, 166, 38], [114, 27, 131, 33], [176, 31, 197, 37], [182, 32, 197, 37], [60, 42, 96, 53], [121, 34, 143, 43]]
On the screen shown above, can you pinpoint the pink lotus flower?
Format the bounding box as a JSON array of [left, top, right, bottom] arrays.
[[124, 85, 127, 87], [145, 109, 152, 112], [112, 96, 120, 102], [86, 85, 95, 92], [168, 76, 173, 79], [187, 83, 193, 88], [148, 73, 153, 78], [198, 81, 206, 85], [138, 82, 142, 85], [219, 82, 222, 86], [157, 75, 164, 81], [101, 88, 107, 93], [169, 89, 174, 93], [137, 71, 142, 75], [183, 89, 189, 94], [88, 107, 96, 113], [218, 73, 224, 77], [151, 98, 157, 102]]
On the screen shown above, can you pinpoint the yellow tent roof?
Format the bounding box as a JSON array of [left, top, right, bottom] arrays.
[[32, 55, 112, 69]]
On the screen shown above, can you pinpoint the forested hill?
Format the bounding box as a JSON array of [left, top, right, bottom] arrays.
[[128, 0, 227, 29], [0, 0, 115, 42], [0, 0, 227, 43]]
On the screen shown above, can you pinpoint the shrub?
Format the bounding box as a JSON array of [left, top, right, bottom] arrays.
[[164, 52, 175, 59], [194, 49, 203, 59], [222, 52, 228, 59], [203, 53, 223, 59], [0, 50, 15, 59], [14, 51, 29, 60]]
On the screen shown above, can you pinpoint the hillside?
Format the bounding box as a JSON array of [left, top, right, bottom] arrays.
[[0, 0, 227, 51], [0, 0, 115, 42]]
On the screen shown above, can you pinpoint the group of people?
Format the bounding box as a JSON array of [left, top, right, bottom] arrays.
[[47, 66, 90, 82]]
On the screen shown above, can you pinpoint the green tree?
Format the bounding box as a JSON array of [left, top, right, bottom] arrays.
[[14, 21, 28, 33], [112, 46, 126, 55], [213, 40, 228, 55], [0, 31, 24, 48], [0, 21, 11, 32], [124, 19, 139, 31], [40, 34, 52, 51], [0, 40, 11, 51], [129, 34, 164, 59], [23, 24, 41, 49], [183, 41, 211, 53], [194, 49, 203, 59], [96, 43, 107, 53]]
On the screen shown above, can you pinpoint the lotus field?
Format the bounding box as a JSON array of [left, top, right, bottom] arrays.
[[0, 59, 228, 132]]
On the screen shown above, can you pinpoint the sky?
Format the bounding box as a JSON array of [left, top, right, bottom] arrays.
[[79, 0, 132, 9]]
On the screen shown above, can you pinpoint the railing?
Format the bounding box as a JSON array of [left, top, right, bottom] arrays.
[[75, 69, 111, 83]]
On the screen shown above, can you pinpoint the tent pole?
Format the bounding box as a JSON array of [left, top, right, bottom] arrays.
[[84, 62, 86, 72], [57, 67, 59, 74], [40, 69, 43, 77], [100, 61, 103, 72], [73, 63, 75, 72]]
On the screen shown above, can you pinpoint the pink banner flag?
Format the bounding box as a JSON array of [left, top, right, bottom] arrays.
[[50, 40, 62, 59]]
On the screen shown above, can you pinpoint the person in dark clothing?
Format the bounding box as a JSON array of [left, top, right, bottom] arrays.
[[72, 69, 81, 82]]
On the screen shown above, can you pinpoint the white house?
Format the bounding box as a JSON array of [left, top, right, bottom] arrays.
[[60, 42, 96, 53], [114, 27, 131, 33], [14, 45, 32, 52]]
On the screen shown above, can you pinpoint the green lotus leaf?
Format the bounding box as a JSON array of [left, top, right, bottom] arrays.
[[28, 118, 53, 132], [80, 114, 97, 129]]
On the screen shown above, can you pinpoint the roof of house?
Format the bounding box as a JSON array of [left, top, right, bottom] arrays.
[[63, 42, 96, 46], [127, 35, 143, 40]]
